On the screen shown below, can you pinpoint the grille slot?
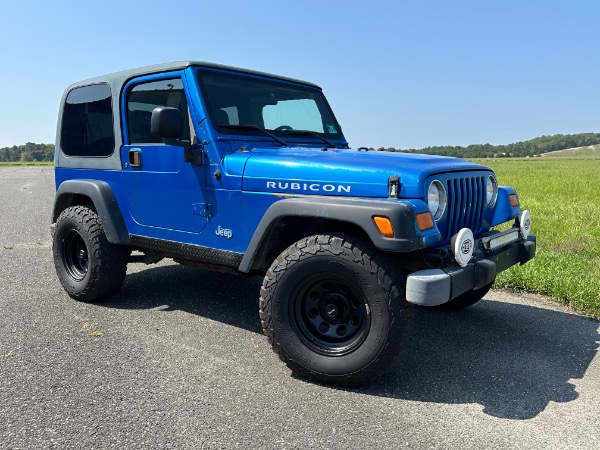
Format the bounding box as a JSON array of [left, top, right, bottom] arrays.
[[444, 175, 486, 240]]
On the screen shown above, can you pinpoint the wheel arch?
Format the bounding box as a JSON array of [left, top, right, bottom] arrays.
[[239, 197, 423, 273], [243, 216, 369, 273], [52, 180, 130, 245]]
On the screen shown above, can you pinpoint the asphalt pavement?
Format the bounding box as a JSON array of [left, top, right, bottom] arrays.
[[1, 167, 599, 449]]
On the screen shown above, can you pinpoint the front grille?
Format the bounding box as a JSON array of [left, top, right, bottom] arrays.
[[443, 175, 486, 240]]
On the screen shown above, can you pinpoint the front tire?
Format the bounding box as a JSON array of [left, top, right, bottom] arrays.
[[53, 206, 127, 302], [259, 234, 409, 387]]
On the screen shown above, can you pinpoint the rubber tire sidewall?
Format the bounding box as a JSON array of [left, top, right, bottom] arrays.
[[271, 254, 394, 378], [53, 206, 127, 302], [53, 210, 94, 296]]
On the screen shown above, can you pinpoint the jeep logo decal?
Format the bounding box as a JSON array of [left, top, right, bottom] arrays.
[[215, 226, 233, 239], [266, 181, 351, 194]]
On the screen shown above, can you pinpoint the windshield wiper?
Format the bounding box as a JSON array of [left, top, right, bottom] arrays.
[[278, 129, 337, 148], [219, 124, 288, 147]]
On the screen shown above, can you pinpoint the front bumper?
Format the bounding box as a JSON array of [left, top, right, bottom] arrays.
[[406, 234, 536, 306]]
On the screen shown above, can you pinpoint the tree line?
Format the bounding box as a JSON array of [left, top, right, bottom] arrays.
[[2, 133, 600, 161], [375, 133, 600, 158], [0, 142, 55, 162]]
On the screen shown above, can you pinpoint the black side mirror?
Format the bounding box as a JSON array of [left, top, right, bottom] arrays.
[[151, 107, 183, 139]]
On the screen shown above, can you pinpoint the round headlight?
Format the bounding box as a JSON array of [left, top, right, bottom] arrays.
[[486, 175, 498, 207], [428, 180, 447, 221]]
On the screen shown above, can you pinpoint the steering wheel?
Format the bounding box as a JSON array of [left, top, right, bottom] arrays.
[[275, 125, 293, 131]]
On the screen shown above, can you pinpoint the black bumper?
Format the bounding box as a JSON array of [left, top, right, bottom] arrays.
[[406, 235, 536, 306]]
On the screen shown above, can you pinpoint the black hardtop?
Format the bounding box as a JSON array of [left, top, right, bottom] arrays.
[[65, 60, 321, 94]]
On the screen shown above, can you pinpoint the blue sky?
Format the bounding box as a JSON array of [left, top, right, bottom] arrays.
[[1, 0, 599, 149]]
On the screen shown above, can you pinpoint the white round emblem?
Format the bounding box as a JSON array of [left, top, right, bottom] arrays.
[[452, 228, 474, 267], [519, 210, 531, 239]]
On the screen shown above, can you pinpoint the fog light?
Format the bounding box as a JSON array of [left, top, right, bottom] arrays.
[[451, 228, 474, 267], [519, 210, 531, 239]]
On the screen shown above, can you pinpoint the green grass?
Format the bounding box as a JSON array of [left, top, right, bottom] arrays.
[[470, 158, 600, 318], [0, 161, 53, 167]]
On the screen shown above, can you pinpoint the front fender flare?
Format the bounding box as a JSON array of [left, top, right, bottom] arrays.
[[239, 197, 423, 273]]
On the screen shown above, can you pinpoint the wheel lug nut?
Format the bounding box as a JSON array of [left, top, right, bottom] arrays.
[[319, 322, 330, 333], [336, 325, 346, 336]]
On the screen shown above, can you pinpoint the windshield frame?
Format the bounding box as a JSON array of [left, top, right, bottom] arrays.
[[196, 69, 344, 142]]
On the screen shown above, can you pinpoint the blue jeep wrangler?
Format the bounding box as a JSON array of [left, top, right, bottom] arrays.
[[52, 61, 536, 386]]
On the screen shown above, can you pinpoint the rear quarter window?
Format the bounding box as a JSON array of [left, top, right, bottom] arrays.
[[60, 83, 115, 157]]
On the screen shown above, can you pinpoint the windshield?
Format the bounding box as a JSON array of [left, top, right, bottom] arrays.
[[197, 71, 343, 139]]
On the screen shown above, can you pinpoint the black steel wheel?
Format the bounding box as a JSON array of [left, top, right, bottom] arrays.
[[293, 273, 370, 356], [260, 234, 410, 387], [53, 205, 128, 302], [62, 229, 90, 281]]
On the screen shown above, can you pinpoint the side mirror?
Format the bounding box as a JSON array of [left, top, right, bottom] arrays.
[[151, 107, 183, 139]]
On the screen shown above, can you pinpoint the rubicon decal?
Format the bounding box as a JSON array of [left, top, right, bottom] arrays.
[[266, 181, 351, 194]]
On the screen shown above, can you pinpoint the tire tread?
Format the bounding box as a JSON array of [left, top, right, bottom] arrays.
[[259, 234, 409, 387], [53, 205, 127, 302]]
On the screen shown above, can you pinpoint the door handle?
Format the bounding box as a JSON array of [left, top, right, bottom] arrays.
[[128, 149, 142, 167]]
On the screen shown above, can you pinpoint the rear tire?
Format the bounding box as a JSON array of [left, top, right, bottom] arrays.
[[433, 283, 493, 311], [259, 234, 409, 387], [53, 206, 127, 302]]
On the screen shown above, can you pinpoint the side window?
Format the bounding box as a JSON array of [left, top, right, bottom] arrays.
[[126, 78, 191, 144], [61, 84, 114, 157]]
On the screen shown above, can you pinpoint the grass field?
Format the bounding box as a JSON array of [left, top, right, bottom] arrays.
[[471, 158, 600, 318], [540, 143, 600, 159]]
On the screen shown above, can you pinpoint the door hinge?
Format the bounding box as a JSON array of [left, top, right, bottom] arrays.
[[192, 203, 211, 218], [184, 136, 205, 165]]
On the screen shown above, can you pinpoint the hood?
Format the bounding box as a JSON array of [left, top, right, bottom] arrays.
[[239, 147, 491, 198]]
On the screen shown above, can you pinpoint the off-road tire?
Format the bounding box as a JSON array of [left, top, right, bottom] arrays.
[[433, 282, 493, 311], [53, 205, 128, 302], [259, 234, 409, 387]]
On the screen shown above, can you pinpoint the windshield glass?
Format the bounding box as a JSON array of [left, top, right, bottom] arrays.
[[197, 71, 342, 139]]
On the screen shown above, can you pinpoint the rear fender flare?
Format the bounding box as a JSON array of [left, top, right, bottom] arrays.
[[52, 179, 130, 245]]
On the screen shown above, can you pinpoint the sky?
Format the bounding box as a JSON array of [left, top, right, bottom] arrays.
[[1, 0, 599, 150]]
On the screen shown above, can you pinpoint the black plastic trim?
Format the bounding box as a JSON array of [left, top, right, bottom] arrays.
[[52, 180, 130, 245], [130, 235, 243, 268], [446, 234, 536, 300], [239, 197, 423, 273]]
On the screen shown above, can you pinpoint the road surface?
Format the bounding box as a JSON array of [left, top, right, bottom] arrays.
[[1, 167, 598, 449]]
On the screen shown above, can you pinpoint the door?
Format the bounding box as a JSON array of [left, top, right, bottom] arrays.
[[121, 75, 207, 233]]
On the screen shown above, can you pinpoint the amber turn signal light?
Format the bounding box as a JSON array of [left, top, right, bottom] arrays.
[[509, 194, 519, 207], [373, 216, 394, 238], [416, 212, 434, 231]]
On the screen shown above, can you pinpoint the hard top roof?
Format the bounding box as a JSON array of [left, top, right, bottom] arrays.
[[66, 61, 321, 93]]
